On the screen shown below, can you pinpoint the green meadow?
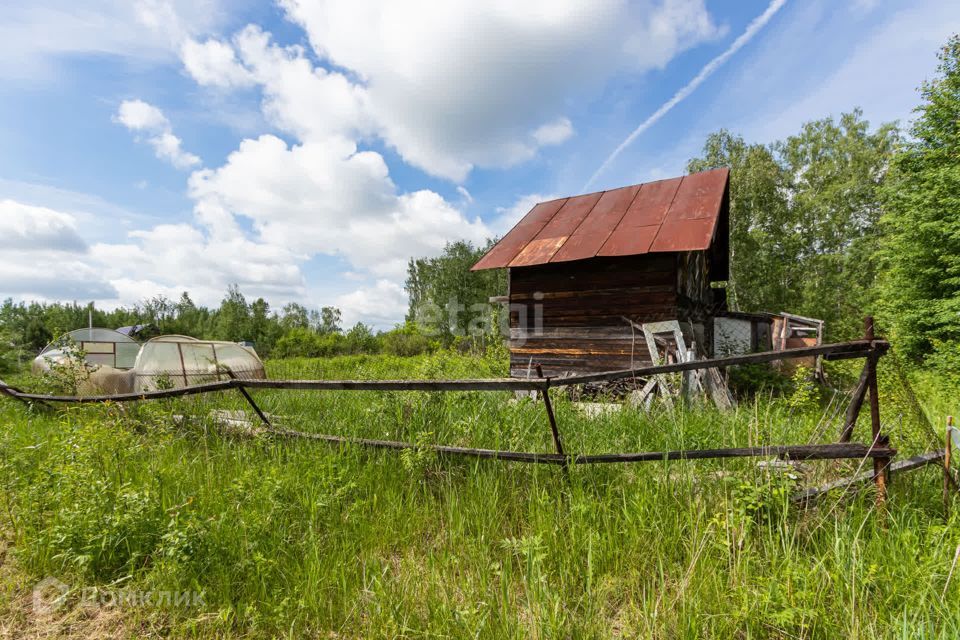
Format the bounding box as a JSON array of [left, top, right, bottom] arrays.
[[1, 351, 958, 638]]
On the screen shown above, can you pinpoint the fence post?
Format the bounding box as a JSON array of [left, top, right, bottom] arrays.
[[535, 364, 566, 465], [946, 416, 955, 515], [864, 316, 889, 504]]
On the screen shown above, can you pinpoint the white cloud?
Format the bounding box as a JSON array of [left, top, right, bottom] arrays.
[[532, 117, 574, 147], [188, 134, 491, 279], [230, 25, 373, 142], [335, 279, 408, 328], [0, 200, 87, 252], [181, 38, 256, 89], [0, 199, 118, 300], [0, 0, 226, 80], [273, 0, 722, 181], [115, 99, 201, 169]]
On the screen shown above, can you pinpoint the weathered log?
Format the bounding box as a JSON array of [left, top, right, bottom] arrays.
[[244, 378, 547, 392], [793, 450, 944, 504], [259, 428, 895, 466], [551, 340, 887, 387], [840, 363, 870, 442]]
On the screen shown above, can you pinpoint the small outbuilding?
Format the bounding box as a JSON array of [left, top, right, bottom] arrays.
[[472, 168, 730, 377]]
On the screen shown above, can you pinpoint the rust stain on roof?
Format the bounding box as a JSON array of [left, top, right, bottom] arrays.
[[473, 167, 729, 270], [551, 184, 640, 263], [509, 236, 569, 267], [471, 198, 567, 271]]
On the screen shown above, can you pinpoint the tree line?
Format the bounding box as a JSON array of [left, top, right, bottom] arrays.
[[0, 285, 436, 372]]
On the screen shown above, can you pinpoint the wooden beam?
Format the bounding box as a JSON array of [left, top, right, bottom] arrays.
[[840, 363, 870, 442], [260, 428, 895, 466], [2, 379, 237, 403], [0, 377, 548, 404], [549, 340, 887, 387], [793, 450, 945, 504], [244, 378, 547, 392], [864, 317, 889, 504], [535, 364, 566, 461]]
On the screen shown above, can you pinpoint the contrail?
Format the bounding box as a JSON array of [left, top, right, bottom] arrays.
[[583, 0, 788, 190]]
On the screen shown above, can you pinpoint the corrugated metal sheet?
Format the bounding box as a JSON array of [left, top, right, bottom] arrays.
[[472, 168, 729, 270]]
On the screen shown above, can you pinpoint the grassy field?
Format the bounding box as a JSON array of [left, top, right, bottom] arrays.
[[1, 351, 959, 638]]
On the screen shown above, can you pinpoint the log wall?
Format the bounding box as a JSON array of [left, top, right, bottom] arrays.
[[508, 253, 713, 377]]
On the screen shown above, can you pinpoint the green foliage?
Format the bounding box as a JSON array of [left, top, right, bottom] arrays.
[[405, 240, 506, 344], [688, 110, 897, 339], [726, 363, 792, 397], [924, 340, 960, 389], [878, 35, 960, 359], [785, 366, 822, 411], [39, 336, 96, 395], [2, 351, 959, 637], [379, 322, 437, 356], [0, 325, 24, 373]]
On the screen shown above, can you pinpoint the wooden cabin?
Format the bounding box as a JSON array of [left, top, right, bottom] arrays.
[[472, 167, 730, 377]]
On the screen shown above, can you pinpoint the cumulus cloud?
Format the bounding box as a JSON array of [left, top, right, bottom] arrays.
[[115, 99, 201, 169], [276, 0, 723, 181], [0, 199, 118, 300], [188, 134, 491, 279], [0, 0, 226, 79], [335, 279, 408, 328], [1, 1, 729, 327], [532, 117, 574, 147], [90, 222, 305, 305], [0, 200, 87, 252], [180, 38, 255, 89]]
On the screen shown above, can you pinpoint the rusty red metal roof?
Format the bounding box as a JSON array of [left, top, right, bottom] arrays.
[[472, 167, 729, 270]]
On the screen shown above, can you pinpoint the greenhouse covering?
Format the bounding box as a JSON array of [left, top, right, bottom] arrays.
[[132, 336, 266, 392]]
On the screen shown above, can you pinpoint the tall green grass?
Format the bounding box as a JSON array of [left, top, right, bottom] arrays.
[[1, 351, 958, 638]]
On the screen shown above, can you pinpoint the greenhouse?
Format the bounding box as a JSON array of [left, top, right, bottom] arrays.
[[31, 328, 142, 395], [32, 327, 141, 373], [132, 336, 266, 392]]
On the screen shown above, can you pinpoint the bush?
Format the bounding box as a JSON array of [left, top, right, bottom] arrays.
[[379, 324, 437, 357], [726, 363, 792, 398]]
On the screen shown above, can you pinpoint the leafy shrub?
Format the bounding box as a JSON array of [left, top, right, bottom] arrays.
[[40, 336, 97, 395], [380, 323, 437, 357], [726, 363, 792, 397], [924, 339, 960, 389], [786, 365, 822, 410]]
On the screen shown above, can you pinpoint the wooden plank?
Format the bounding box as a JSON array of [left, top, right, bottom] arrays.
[[1, 377, 548, 403], [261, 427, 896, 467], [549, 340, 885, 387], [508, 284, 675, 301], [243, 378, 547, 392], [4, 380, 237, 403], [793, 450, 944, 504]]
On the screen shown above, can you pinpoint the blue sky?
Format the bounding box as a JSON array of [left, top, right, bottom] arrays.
[[1, 0, 958, 328]]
